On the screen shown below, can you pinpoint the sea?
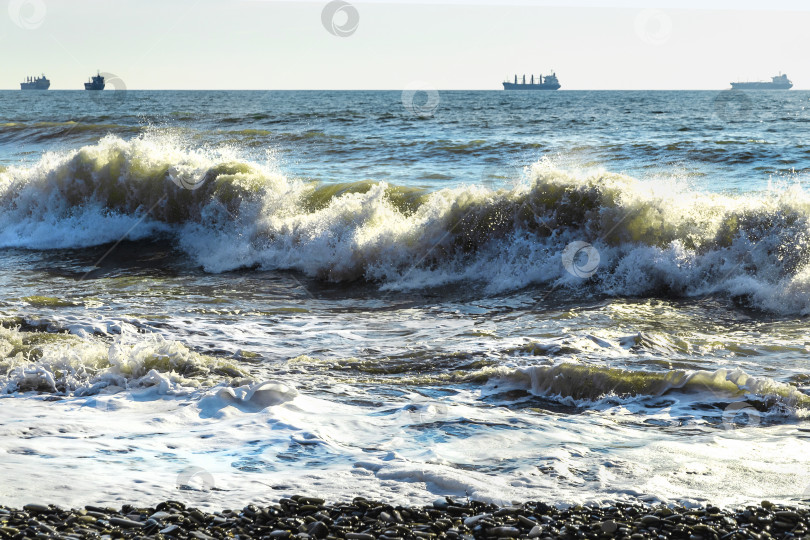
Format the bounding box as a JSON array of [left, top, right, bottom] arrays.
[[0, 89, 809, 509]]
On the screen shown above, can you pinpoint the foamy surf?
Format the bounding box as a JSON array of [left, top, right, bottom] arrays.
[[0, 325, 247, 395], [5, 87, 810, 519], [1, 378, 808, 511], [1, 135, 809, 314], [488, 362, 810, 418]]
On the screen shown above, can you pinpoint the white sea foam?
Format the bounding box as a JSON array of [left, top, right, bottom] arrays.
[[0, 325, 247, 395], [487, 362, 810, 416], [1, 384, 807, 510], [2, 134, 810, 314]]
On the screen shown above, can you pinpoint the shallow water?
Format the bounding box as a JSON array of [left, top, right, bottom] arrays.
[[0, 90, 809, 508]]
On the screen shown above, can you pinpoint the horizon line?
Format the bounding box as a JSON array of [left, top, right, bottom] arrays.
[[3, 88, 804, 91]]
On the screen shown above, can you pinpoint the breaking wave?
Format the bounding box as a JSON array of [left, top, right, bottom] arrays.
[[2, 134, 810, 314], [494, 362, 810, 411], [0, 325, 248, 395]]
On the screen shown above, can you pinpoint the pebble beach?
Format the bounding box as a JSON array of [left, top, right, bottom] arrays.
[[4, 498, 810, 540]]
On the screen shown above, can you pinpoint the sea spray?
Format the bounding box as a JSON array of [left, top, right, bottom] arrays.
[[0, 324, 247, 394], [1, 135, 810, 314]]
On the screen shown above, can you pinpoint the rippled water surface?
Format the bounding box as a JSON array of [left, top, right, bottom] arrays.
[[0, 90, 809, 508]]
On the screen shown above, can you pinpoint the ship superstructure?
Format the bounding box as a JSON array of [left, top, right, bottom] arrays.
[[84, 72, 105, 90], [20, 75, 50, 90], [502, 72, 561, 90], [730, 73, 793, 90]]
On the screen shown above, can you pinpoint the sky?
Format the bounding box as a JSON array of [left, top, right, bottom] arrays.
[[1, 0, 809, 90]]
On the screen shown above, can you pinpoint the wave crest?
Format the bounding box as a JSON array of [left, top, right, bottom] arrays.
[[2, 135, 810, 314], [0, 325, 247, 395]]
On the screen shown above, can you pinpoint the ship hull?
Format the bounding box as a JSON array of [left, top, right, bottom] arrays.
[[502, 82, 560, 90], [84, 83, 105, 90], [730, 82, 792, 90], [20, 82, 50, 90]]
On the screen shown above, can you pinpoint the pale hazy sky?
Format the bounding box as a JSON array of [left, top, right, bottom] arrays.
[[2, 0, 810, 90]]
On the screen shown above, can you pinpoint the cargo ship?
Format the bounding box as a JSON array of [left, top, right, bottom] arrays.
[[20, 75, 50, 90], [502, 72, 560, 90], [730, 73, 792, 90], [84, 72, 105, 90]]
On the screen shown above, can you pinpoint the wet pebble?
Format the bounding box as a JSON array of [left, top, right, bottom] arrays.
[[1, 498, 809, 539]]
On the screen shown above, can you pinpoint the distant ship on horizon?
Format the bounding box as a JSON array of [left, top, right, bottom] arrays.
[[503, 72, 560, 91], [84, 72, 105, 90], [730, 73, 793, 90], [20, 75, 50, 90]]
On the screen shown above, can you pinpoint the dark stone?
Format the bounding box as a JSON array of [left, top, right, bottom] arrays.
[[307, 521, 329, 539], [108, 517, 143, 528], [22, 505, 50, 514]]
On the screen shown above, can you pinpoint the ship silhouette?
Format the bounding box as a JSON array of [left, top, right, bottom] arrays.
[[730, 73, 792, 90], [20, 74, 50, 90], [503, 72, 560, 90], [84, 72, 105, 91]]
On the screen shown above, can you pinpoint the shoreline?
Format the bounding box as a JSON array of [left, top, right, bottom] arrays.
[[2, 497, 807, 539]]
